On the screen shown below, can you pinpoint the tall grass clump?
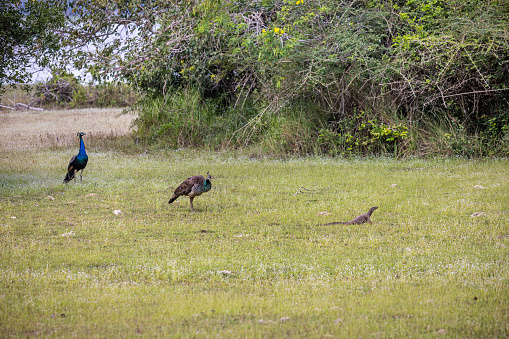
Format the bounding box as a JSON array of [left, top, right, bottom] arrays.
[[133, 91, 417, 157], [257, 100, 328, 156], [414, 112, 509, 157], [133, 87, 262, 149]]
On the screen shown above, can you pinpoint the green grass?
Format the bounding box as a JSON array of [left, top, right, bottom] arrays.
[[1, 149, 508, 337]]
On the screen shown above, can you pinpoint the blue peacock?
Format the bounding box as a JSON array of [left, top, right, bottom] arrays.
[[168, 172, 212, 211], [64, 132, 88, 183]]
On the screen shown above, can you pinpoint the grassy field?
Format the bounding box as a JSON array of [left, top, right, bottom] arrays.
[[0, 109, 508, 337], [0, 108, 135, 151]]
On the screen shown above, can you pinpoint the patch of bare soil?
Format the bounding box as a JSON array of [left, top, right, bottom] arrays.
[[0, 108, 137, 151]]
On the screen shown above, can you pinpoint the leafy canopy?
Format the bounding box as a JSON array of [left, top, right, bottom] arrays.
[[0, 0, 65, 91]]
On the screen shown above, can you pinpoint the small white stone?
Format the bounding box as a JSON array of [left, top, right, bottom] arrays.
[[62, 231, 75, 237], [471, 212, 485, 217], [113, 210, 122, 216], [473, 185, 486, 189]]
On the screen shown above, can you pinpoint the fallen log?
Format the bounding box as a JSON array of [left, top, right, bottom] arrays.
[[15, 103, 44, 111]]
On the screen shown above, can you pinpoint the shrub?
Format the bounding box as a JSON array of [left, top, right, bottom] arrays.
[[317, 111, 410, 157], [33, 71, 137, 109], [67, 0, 508, 157]]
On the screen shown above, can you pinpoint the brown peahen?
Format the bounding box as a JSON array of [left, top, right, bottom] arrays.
[[64, 132, 88, 183], [168, 172, 212, 211]]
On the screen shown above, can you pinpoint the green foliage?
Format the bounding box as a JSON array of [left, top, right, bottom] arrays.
[[414, 111, 509, 157], [317, 110, 410, 157], [133, 87, 260, 148], [34, 70, 82, 106], [478, 112, 509, 156], [33, 71, 137, 109], [20, 0, 509, 156], [0, 0, 65, 91], [260, 106, 322, 155], [87, 82, 138, 108]]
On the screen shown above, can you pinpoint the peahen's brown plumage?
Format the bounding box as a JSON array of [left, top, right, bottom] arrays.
[[168, 172, 212, 211]]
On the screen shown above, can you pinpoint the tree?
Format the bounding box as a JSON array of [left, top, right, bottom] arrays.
[[0, 0, 65, 92]]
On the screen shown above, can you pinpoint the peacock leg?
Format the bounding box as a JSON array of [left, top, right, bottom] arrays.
[[73, 170, 77, 183], [80, 169, 84, 182], [190, 196, 195, 212]]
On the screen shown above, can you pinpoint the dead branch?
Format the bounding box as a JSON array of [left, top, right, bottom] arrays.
[[293, 185, 330, 196], [15, 103, 44, 111], [0, 103, 44, 111]]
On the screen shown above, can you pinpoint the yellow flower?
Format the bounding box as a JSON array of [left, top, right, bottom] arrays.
[[274, 27, 280, 33]]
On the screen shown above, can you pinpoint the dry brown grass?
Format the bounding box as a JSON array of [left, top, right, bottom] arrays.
[[0, 108, 137, 151]]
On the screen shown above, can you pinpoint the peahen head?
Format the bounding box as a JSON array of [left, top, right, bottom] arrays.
[[206, 171, 211, 181]]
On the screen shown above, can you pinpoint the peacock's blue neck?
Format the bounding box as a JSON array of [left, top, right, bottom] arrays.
[[77, 136, 87, 159], [203, 179, 212, 192]]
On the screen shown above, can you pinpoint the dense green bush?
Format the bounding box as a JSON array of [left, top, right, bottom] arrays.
[[318, 118, 410, 157], [59, 0, 509, 156]]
